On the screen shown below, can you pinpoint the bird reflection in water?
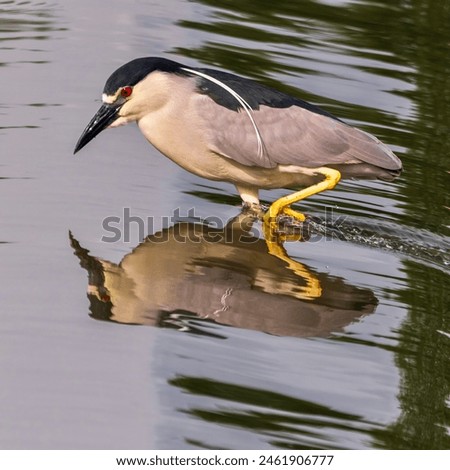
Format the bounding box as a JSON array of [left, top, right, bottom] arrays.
[[70, 212, 377, 337]]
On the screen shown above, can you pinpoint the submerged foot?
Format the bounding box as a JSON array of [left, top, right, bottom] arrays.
[[243, 202, 315, 241], [263, 202, 313, 240], [275, 214, 313, 241], [241, 201, 268, 219]]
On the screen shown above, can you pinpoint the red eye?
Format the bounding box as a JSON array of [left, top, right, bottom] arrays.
[[121, 86, 132, 98]]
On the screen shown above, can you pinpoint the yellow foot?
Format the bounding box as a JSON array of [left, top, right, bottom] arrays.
[[263, 167, 341, 235], [263, 206, 308, 241], [263, 215, 310, 245]]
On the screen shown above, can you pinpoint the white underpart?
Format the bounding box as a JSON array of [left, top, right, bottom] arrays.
[[181, 67, 266, 162]]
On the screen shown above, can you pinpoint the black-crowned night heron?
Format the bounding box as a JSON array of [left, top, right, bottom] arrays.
[[74, 57, 402, 229]]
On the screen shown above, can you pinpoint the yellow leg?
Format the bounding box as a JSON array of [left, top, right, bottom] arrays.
[[263, 167, 341, 233]]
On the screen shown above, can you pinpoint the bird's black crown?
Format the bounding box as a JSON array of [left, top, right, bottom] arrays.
[[103, 57, 186, 95]]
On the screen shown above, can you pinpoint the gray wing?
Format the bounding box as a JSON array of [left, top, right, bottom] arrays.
[[195, 94, 401, 171]]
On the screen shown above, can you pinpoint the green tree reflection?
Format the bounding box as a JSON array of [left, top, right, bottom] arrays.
[[171, 0, 450, 449]]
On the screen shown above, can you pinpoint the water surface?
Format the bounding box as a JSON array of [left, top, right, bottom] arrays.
[[0, 0, 449, 449]]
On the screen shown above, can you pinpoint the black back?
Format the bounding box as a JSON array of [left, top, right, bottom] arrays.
[[194, 67, 338, 120]]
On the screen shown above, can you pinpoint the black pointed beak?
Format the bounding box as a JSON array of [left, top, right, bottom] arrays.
[[74, 103, 121, 154]]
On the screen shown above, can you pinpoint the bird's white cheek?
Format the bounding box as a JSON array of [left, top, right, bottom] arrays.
[[108, 117, 129, 128]]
